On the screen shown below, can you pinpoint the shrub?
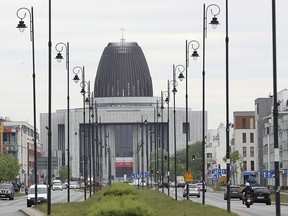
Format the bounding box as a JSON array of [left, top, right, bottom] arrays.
[[88, 195, 154, 216], [103, 182, 138, 197]]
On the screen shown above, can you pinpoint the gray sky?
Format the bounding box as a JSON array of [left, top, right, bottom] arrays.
[[1, 0, 287, 130]]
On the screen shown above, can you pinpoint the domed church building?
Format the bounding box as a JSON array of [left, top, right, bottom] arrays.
[[40, 39, 206, 183]]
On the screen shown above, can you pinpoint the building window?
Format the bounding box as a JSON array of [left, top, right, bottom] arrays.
[[207, 153, 212, 159], [242, 118, 246, 129], [251, 161, 255, 171], [250, 147, 254, 157], [243, 147, 247, 157], [250, 133, 254, 143], [243, 161, 247, 171], [242, 133, 246, 143]]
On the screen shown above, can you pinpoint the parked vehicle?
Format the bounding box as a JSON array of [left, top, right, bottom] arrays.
[[224, 185, 243, 200], [252, 186, 271, 205], [27, 184, 48, 207], [183, 183, 200, 198], [0, 183, 14, 200], [52, 182, 63, 191], [197, 182, 207, 192]]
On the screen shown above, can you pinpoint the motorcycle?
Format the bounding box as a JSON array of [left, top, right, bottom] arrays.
[[244, 194, 253, 208]]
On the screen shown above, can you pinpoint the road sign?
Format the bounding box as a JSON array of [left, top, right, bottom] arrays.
[[184, 170, 193, 183], [263, 170, 275, 178], [37, 157, 58, 169]]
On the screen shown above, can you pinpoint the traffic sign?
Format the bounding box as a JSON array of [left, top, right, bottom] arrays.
[[263, 170, 275, 178], [184, 170, 193, 183]]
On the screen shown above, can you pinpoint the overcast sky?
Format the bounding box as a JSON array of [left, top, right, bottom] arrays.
[[1, 0, 287, 130]]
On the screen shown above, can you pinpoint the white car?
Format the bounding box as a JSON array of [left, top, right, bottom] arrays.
[[69, 181, 79, 189], [27, 184, 48, 207], [52, 182, 63, 191]]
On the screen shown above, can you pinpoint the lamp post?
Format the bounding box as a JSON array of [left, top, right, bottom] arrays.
[[140, 115, 148, 187], [16, 6, 38, 204], [162, 84, 170, 196], [85, 82, 92, 197], [73, 66, 87, 200], [48, 1, 52, 214], [271, 1, 280, 215], [202, 3, 220, 205], [172, 64, 184, 200], [55, 42, 71, 202], [178, 40, 200, 201], [160, 91, 165, 193]]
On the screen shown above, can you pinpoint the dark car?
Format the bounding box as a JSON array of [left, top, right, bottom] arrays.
[[13, 183, 20, 192], [253, 186, 271, 205], [224, 185, 242, 200], [0, 183, 15, 200]]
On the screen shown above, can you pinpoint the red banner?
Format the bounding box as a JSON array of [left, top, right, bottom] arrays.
[[115, 162, 133, 168]]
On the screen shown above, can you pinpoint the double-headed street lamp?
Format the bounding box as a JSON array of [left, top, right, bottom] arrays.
[[202, 3, 220, 205], [73, 66, 88, 200], [54, 42, 71, 202], [172, 64, 184, 200], [16, 6, 38, 204], [178, 40, 200, 201]]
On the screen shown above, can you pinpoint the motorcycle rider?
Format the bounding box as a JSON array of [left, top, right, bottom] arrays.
[[242, 182, 254, 204]]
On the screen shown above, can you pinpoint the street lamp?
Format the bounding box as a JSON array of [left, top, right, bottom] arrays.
[[162, 84, 170, 196], [54, 41, 71, 202], [172, 64, 184, 200], [16, 6, 38, 204], [202, 3, 220, 205], [271, 1, 280, 215], [140, 115, 148, 188], [73, 66, 88, 200], [85, 82, 93, 197], [178, 40, 200, 201]]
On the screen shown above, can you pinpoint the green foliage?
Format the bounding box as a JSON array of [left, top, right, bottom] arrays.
[[89, 195, 154, 216], [0, 153, 20, 182], [58, 165, 71, 182], [89, 183, 154, 216], [103, 182, 138, 196], [170, 141, 203, 181]]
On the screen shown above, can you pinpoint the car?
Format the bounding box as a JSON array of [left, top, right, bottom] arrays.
[[12, 183, 20, 192], [0, 183, 14, 200], [27, 184, 48, 207], [69, 181, 80, 189], [183, 183, 200, 198], [224, 185, 243, 200], [197, 182, 207, 192], [52, 182, 63, 191], [252, 186, 271, 205]]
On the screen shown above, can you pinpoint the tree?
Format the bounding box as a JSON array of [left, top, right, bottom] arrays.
[[58, 165, 71, 182], [223, 150, 244, 185], [0, 153, 20, 182], [169, 141, 202, 181]]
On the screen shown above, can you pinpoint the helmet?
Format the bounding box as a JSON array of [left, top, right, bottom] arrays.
[[245, 182, 250, 187]]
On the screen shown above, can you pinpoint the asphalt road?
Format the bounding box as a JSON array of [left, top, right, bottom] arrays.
[[163, 186, 288, 216], [0, 188, 85, 216]]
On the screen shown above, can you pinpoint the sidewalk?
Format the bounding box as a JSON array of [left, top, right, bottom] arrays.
[[19, 208, 44, 216]]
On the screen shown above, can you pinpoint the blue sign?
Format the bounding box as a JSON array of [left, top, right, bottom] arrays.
[[263, 170, 275, 178], [212, 169, 222, 179], [131, 172, 149, 179]]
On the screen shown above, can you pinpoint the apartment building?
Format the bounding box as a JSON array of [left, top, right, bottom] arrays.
[[233, 111, 258, 185]]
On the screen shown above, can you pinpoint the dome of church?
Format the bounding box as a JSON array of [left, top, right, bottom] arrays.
[[94, 42, 153, 97]]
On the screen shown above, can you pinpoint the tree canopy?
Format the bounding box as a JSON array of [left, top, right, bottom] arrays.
[[0, 153, 20, 182]]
